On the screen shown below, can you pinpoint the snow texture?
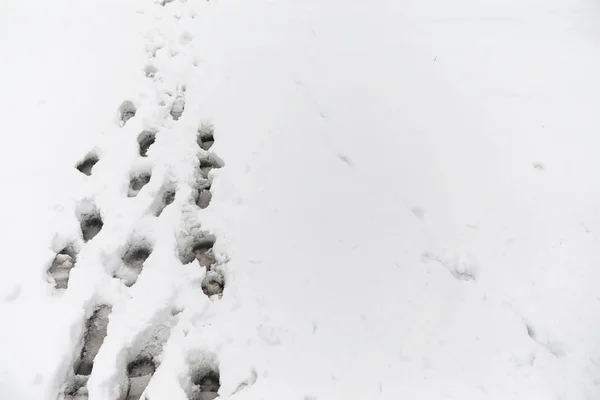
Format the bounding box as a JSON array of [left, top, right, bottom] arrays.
[[2, 0, 600, 399]]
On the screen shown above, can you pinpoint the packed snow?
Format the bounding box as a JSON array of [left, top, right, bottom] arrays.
[[2, 0, 600, 399]]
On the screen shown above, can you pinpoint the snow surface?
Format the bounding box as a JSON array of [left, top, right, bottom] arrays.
[[2, 0, 600, 399]]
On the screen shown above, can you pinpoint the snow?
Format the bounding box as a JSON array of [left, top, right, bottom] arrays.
[[2, 0, 600, 399]]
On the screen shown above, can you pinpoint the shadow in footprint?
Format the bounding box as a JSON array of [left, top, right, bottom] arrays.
[[195, 185, 212, 209], [124, 357, 156, 400], [193, 178, 212, 210], [192, 239, 216, 269], [171, 89, 185, 121], [202, 270, 225, 299], [116, 314, 175, 400], [74, 305, 112, 376], [48, 246, 78, 289], [63, 375, 89, 400], [119, 101, 137, 126], [197, 122, 214, 151], [117, 244, 152, 287], [138, 130, 156, 157], [191, 238, 225, 298], [190, 367, 220, 400], [128, 172, 152, 198], [76, 153, 99, 176], [198, 154, 224, 179], [155, 188, 175, 217], [178, 233, 224, 298], [179, 236, 215, 266], [80, 211, 103, 243]]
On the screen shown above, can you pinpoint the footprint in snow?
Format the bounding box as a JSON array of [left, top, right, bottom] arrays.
[[123, 357, 156, 400], [47, 245, 78, 289], [115, 242, 153, 287], [119, 317, 175, 399], [170, 88, 186, 121], [192, 242, 225, 298], [76, 152, 99, 176], [188, 362, 220, 400], [137, 130, 156, 157], [79, 210, 103, 242], [194, 178, 212, 210], [178, 234, 225, 298], [197, 122, 215, 151], [154, 187, 176, 217], [119, 101, 137, 126], [198, 153, 224, 179], [74, 305, 112, 376], [128, 172, 152, 197]]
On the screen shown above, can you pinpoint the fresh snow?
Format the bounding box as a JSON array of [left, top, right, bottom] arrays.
[[2, 0, 600, 399]]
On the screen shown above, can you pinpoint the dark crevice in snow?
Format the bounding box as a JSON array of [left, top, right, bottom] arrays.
[[123, 357, 156, 400], [523, 321, 565, 358], [197, 122, 215, 151], [74, 305, 112, 376], [128, 172, 152, 197], [80, 211, 103, 242], [48, 245, 78, 289], [119, 101, 137, 126], [526, 323, 536, 340], [76, 153, 99, 176], [117, 244, 153, 287], [137, 130, 156, 157]]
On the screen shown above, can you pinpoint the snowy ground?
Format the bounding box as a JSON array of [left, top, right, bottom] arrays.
[[2, 0, 600, 399]]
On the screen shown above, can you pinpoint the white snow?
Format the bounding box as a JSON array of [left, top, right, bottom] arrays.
[[2, 0, 600, 399]]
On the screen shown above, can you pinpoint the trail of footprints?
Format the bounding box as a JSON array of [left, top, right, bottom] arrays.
[[55, 99, 225, 400], [59, 116, 226, 398], [50, 2, 235, 397]]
